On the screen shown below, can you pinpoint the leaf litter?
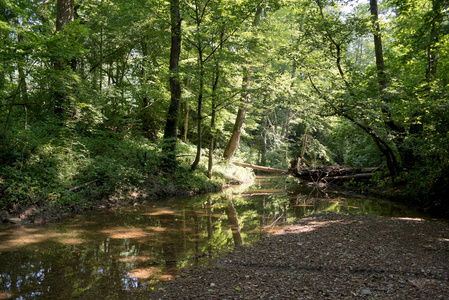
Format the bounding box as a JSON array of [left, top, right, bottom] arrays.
[[151, 212, 449, 299]]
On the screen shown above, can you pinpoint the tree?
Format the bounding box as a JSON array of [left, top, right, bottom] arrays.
[[54, 0, 75, 116], [162, 0, 182, 171], [223, 6, 263, 161]]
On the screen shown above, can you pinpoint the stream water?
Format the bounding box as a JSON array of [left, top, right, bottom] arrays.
[[0, 176, 427, 299]]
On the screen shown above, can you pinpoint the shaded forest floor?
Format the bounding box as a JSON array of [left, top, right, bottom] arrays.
[[151, 212, 449, 299]]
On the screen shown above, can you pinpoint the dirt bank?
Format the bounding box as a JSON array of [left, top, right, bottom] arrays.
[[151, 212, 449, 299]]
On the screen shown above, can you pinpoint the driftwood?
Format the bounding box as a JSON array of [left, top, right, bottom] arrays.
[[239, 189, 285, 196], [233, 161, 379, 184], [289, 166, 379, 183]]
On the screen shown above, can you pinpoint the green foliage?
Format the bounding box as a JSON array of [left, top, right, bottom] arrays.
[[1, 0, 449, 216]]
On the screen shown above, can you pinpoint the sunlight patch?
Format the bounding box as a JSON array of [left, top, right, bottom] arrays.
[[395, 217, 425, 222], [101, 227, 149, 239], [141, 208, 182, 216], [128, 267, 159, 279]]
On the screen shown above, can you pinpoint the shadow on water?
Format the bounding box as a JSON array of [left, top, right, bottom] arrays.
[[0, 175, 428, 299]]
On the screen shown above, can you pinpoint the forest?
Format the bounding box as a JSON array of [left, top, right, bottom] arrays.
[[1, 0, 448, 218]]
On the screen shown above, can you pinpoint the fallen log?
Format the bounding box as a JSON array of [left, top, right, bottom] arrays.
[[325, 173, 375, 182], [232, 161, 288, 174], [232, 160, 380, 184], [239, 189, 286, 196], [289, 166, 379, 183]]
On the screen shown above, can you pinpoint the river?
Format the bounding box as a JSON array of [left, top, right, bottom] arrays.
[[0, 176, 426, 299]]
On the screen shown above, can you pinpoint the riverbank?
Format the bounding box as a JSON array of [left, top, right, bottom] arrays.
[[0, 165, 253, 225], [151, 212, 449, 299], [1, 157, 254, 226]]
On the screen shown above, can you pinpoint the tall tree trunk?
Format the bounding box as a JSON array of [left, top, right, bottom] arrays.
[[223, 6, 263, 161], [370, 0, 409, 172], [426, 0, 443, 83], [208, 62, 220, 178], [162, 0, 182, 171], [282, 57, 297, 140], [223, 69, 250, 160], [190, 48, 204, 171], [182, 96, 189, 142], [261, 114, 268, 166], [369, 0, 387, 92], [54, 0, 75, 117], [17, 29, 28, 105]]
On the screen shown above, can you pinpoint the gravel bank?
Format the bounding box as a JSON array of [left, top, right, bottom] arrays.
[[151, 212, 449, 299]]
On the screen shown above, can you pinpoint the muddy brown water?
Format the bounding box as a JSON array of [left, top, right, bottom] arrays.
[[0, 176, 427, 299]]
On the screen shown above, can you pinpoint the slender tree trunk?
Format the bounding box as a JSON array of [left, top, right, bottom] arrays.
[[183, 97, 189, 142], [17, 29, 28, 105], [426, 0, 442, 83], [190, 48, 204, 171], [162, 0, 182, 171], [223, 6, 263, 161], [261, 114, 268, 166], [282, 58, 297, 140], [223, 69, 250, 160], [208, 62, 220, 178], [281, 107, 290, 139]]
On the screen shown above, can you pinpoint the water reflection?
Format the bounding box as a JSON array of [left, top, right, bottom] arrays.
[[0, 176, 426, 299]]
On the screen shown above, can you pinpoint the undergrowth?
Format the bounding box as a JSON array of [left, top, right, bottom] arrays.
[[0, 123, 253, 215]]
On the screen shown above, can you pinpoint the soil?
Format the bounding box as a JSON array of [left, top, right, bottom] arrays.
[[151, 212, 449, 299]]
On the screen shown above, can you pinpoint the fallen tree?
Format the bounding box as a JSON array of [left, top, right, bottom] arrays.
[[289, 166, 379, 183], [232, 161, 379, 184]]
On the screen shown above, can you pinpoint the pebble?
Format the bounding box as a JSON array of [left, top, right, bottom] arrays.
[[361, 289, 372, 295]]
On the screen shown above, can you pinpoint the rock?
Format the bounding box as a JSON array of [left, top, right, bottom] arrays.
[[361, 289, 372, 295]]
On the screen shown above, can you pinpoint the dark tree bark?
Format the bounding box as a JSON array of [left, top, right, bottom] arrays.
[[162, 0, 182, 171], [190, 38, 204, 171], [425, 0, 443, 83], [369, 0, 387, 92], [54, 0, 75, 116], [208, 61, 220, 178], [56, 0, 74, 32]]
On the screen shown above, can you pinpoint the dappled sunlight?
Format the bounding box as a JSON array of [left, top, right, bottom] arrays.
[[158, 274, 178, 281], [0, 176, 435, 299], [240, 189, 286, 196], [100, 227, 152, 239], [117, 256, 155, 263], [144, 226, 169, 232], [0, 226, 89, 250], [263, 225, 285, 234], [289, 204, 316, 207], [394, 217, 425, 222], [276, 220, 346, 236], [57, 237, 87, 245], [127, 267, 160, 279], [141, 208, 182, 216], [279, 225, 318, 234]]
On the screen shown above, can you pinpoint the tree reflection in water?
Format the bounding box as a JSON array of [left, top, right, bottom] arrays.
[[0, 176, 426, 298]]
